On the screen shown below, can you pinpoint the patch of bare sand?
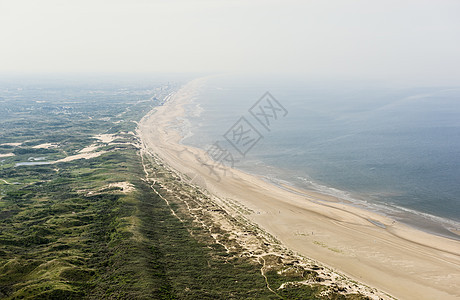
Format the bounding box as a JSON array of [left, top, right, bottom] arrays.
[[0, 143, 21, 147], [0, 153, 15, 158], [108, 182, 135, 193], [78, 182, 135, 197], [55, 151, 107, 163], [95, 134, 115, 143], [63, 133, 130, 161], [32, 143, 58, 149], [138, 78, 460, 300], [79, 144, 99, 153]]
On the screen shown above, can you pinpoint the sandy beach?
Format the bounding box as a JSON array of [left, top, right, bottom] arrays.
[[138, 78, 460, 300]]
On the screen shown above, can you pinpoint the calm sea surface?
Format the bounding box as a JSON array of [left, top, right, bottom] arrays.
[[182, 75, 460, 239]]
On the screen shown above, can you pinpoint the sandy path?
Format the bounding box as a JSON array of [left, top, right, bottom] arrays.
[[138, 78, 460, 300]]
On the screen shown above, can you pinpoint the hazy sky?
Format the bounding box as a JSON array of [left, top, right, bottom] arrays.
[[1, 0, 459, 84]]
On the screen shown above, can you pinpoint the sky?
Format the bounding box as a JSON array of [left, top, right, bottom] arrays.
[[1, 0, 459, 85]]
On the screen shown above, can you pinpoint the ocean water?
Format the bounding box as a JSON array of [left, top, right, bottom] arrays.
[[182, 75, 460, 239]]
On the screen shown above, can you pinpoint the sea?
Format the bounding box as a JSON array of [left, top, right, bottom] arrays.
[[181, 75, 460, 240]]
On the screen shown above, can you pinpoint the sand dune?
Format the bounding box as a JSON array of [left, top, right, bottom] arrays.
[[138, 79, 460, 300]]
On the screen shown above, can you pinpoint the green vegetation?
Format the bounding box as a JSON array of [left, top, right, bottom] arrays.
[[0, 81, 371, 299]]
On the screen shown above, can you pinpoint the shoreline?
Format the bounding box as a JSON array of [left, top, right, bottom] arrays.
[[138, 78, 460, 300], [261, 173, 460, 241], [177, 78, 460, 241], [179, 98, 460, 241]]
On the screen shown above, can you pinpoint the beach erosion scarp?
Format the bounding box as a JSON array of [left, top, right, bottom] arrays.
[[137, 78, 460, 300]]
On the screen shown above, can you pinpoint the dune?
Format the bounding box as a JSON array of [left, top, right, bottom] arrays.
[[138, 78, 460, 300]]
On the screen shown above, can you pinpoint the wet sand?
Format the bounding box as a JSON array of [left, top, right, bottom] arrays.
[[138, 78, 460, 300]]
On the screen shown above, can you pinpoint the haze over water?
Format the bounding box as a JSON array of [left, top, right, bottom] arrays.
[[183, 75, 460, 238]]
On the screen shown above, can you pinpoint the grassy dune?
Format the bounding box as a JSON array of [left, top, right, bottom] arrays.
[[0, 83, 371, 299]]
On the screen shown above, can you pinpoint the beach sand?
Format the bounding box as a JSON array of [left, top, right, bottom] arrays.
[[138, 78, 460, 300]]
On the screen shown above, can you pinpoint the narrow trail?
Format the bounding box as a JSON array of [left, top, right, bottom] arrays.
[[139, 145, 285, 296], [135, 105, 392, 300], [140, 149, 184, 223], [259, 256, 282, 298], [140, 147, 233, 254], [137, 145, 389, 299]]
